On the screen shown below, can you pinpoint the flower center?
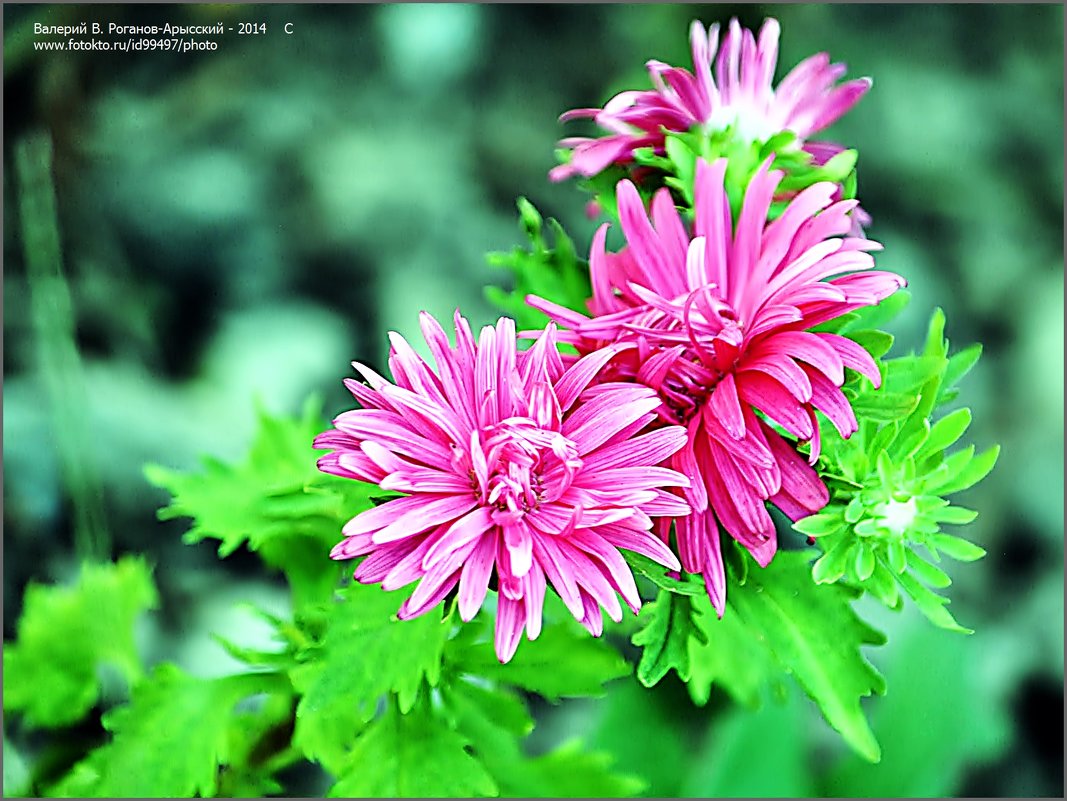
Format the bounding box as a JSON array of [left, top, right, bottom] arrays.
[[465, 417, 582, 520], [650, 290, 744, 426]]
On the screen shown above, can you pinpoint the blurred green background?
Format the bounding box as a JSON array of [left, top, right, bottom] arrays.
[[4, 3, 1063, 797]]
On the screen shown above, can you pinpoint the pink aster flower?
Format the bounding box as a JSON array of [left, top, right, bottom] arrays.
[[315, 312, 691, 662], [530, 157, 904, 613], [550, 17, 871, 182]]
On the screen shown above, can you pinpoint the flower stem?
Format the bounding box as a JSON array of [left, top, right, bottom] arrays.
[[15, 131, 110, 562]]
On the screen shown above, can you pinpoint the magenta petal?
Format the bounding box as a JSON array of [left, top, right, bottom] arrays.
[[763, 423, 830, 517], [708, 372, 746, 439], [457, 534, 496, 622], [371, 495, 479, 545], [494, 594, 526, 663]]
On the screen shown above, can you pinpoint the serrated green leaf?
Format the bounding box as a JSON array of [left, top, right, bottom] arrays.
[[895, 572, 973, 634], [327, 701, 497, 798], [687, 592, 781, 708], [521, 740, 646, 798], [454, 616, 631, 700], [729, 552, 886, 762], [145, 397, 373, 610], [3, 557, 158, 728], [622, 550, 705, 596], [631, 590, 706, 686], [928, 533, 987, 562], [290, 583, 450, 772], [50, 665, 279, 798]]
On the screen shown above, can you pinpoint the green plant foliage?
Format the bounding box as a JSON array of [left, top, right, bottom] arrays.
[[686, 589, 785, 709], [442, 678, 645, 797], [727, 551, 887, 763], [145, 396, 375, 611], [631, 590, 707, 686], [823, 615, 1013, 797], [586, 678, 691, 796], [622, 551, 705, 596], [803, 308, 999, 633], [327, 700, 497, 798], [485, 198, 591, 333], [289, 583, 452, 773], [679, 685, 814, 797], [3, 556, 158, 728], [448, 615, 632, 701], [49, 665, 285, 798], [624, 127, 859, 221]]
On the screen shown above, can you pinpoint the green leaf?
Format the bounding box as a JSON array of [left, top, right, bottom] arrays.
[[622, 550, 705, 596], [938, 343, 982, 403], [687, 592, 782, 708], [812, 537, 853, 584], [729, 552, 886, 762], [631, 590, 707, 686], [3, 557, 158, 728], [905, 551, 952, 589], [926, 445, 1000, 495], [50, 665, 280, 798], [895, 572, 973, 634], [881, 355, 947, 395], [846, 329, 895, 361], [928, 533, 987, 562], [443, 679, 643, 798], [825, 618, 1011, 797], [680, 685, 814, 798], [793, 509, 847, 538], [520, 740, 646, 798], [290, 583, 451, 772], [145, 397, 373, 611], [839, 290, 910, 333], [854, 542, 876, 581], [849, 391, 920, 423], [918, 407, 972, 457], [453, 616, 631, 701], [328, 701, 497, 798], [217, 691, 300, 797], [486, 199, 591, 332], [586, 678, 688, 796]]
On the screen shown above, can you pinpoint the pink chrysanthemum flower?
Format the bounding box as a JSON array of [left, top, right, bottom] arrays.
[[316, 312, 692, 662], [530, 158, 904, 613], [550, 17, 871, 182]]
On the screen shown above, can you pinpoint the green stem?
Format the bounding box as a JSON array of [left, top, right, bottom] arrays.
[[15, 132, 110, 562]]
